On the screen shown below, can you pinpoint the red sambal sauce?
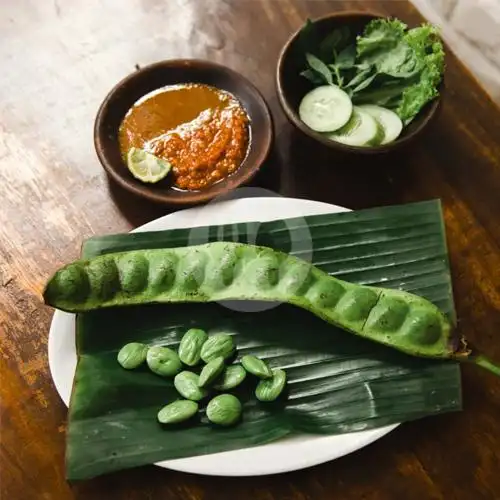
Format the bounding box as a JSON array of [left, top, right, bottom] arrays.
[[118, 83, 250, 191]]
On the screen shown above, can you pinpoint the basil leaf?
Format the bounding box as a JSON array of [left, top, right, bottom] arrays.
[[336, 44, 356, 69], [350, 73, 378, 93], [337, 26, 352, 50], [319, 29, 343, 61], [297, 18, 320, 59], [384, 94, 403, 110], [300, 69, 324, 85], [326, 64, 343, 87], [351, 83, 407, 106], [306, 53, 333, 85], [354, 62, 372, 71], [345, 68, 374, 88]]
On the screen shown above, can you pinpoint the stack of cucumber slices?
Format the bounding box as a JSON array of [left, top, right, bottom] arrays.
[[298, 85, 403, 147]]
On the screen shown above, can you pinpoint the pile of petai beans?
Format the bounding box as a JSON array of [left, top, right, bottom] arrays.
[[117, 328, 287, 427]]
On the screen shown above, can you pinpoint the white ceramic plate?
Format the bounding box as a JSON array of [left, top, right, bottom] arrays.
[[48, 196, 398, 476]]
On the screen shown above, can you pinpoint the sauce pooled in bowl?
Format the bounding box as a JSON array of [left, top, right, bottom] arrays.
[[119, 83, 250, 191]]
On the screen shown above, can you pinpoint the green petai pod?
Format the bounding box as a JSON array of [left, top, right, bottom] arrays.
[[42, 242, 500, 377]]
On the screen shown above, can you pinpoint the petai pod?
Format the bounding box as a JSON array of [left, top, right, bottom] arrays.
[[241, 355, 273, 379], [157, 400, 199, 424], [214, 364, 247, 391], [178, 328, 208, 366], [146, 346, 182, 377], [117, 342, 148, 369], [200, 334, 235, 363], [206, 394, 242, 426], [43, 242, 499, 376], [174, 371, 208, 401], [255, 369, 287, 402], [198, 356, 225, 388]]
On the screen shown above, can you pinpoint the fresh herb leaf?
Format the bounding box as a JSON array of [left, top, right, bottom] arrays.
[[396, 24, 445, 123], [336, 44, 356, 69], [353, 19, 445, 122], [300, 69, 325, 85], [357, 19, 418, 77], [397, 39, 444, 121], [405, 24, 443, 61], [350, 73, 378, 93], [337, 26, 352, 50], [319, 29, 343, 61], [356, 18, 407, 60], [331, 65, 343, 87], [298, 17, 445, 124], [306, 53, 333, 85], [378, 44, 418, 76], [297, 18, 319, 59], [352, 82, 407, 107], [345, 67, 374, 88], [318, 26, 353, 64]]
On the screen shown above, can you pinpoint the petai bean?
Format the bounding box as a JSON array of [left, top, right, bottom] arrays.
[[178, 328, 208, 366], [174, 371, 208, 401], [200, 334, 235, 363], [214, 364, 247, 391], [206, 394, 242, 426], [255, 369, 287, 402], [43, 242, 455, 360], [117, 342, 148, 369], [241, 355, 273, 379], [146, 346, 182, 377], [157, 400, 199, 424], [198, 356, 225, 388]]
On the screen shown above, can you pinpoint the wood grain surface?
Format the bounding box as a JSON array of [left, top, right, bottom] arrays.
[[1, 1, 499, 499]]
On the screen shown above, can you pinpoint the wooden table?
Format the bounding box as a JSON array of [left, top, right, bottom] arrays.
[[1, 1, 500, 498]]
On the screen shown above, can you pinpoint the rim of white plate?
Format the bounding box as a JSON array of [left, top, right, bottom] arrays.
[[48, 195, 398, 477]]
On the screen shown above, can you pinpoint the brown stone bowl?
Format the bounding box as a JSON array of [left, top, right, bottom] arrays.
[[94, 59, 273, 205], [276, 11, 442, 154]]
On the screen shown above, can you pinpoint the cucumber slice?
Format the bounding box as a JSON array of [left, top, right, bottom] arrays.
[[328, 107, 384, 147], [358, 105, 403, 144], [298, 85, 353, 133]]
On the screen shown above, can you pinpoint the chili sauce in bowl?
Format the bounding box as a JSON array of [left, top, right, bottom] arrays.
[[94, 59, 273, 206], [118, 83, 250, 191]]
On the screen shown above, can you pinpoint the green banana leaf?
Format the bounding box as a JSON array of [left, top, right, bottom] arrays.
[[66, 199, 461, 480]]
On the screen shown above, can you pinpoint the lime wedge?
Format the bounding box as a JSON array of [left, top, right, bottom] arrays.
[[126, 147, 172, 183]]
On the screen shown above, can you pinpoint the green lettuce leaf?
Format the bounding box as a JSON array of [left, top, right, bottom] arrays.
[[356, 19, 407, 62], [353, 20, 445, 123], [298, 17, 445, 125], [397, 25, 445, 123]]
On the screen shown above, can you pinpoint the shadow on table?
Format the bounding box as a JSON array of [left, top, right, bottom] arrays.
[[276, 125, 427, 210], [104, 120, 431, 229], [106, 178, 177, 229], [105, 149, 284, 229], [70, 410, 463, 500]]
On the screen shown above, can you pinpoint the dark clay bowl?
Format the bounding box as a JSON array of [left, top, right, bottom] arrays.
[[276, 11, 442, 154], [94, 59, 273, 205]]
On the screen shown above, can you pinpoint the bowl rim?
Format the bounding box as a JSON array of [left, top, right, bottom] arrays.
[[275, 10, 441, 154], [94, 58, 274, 205]]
